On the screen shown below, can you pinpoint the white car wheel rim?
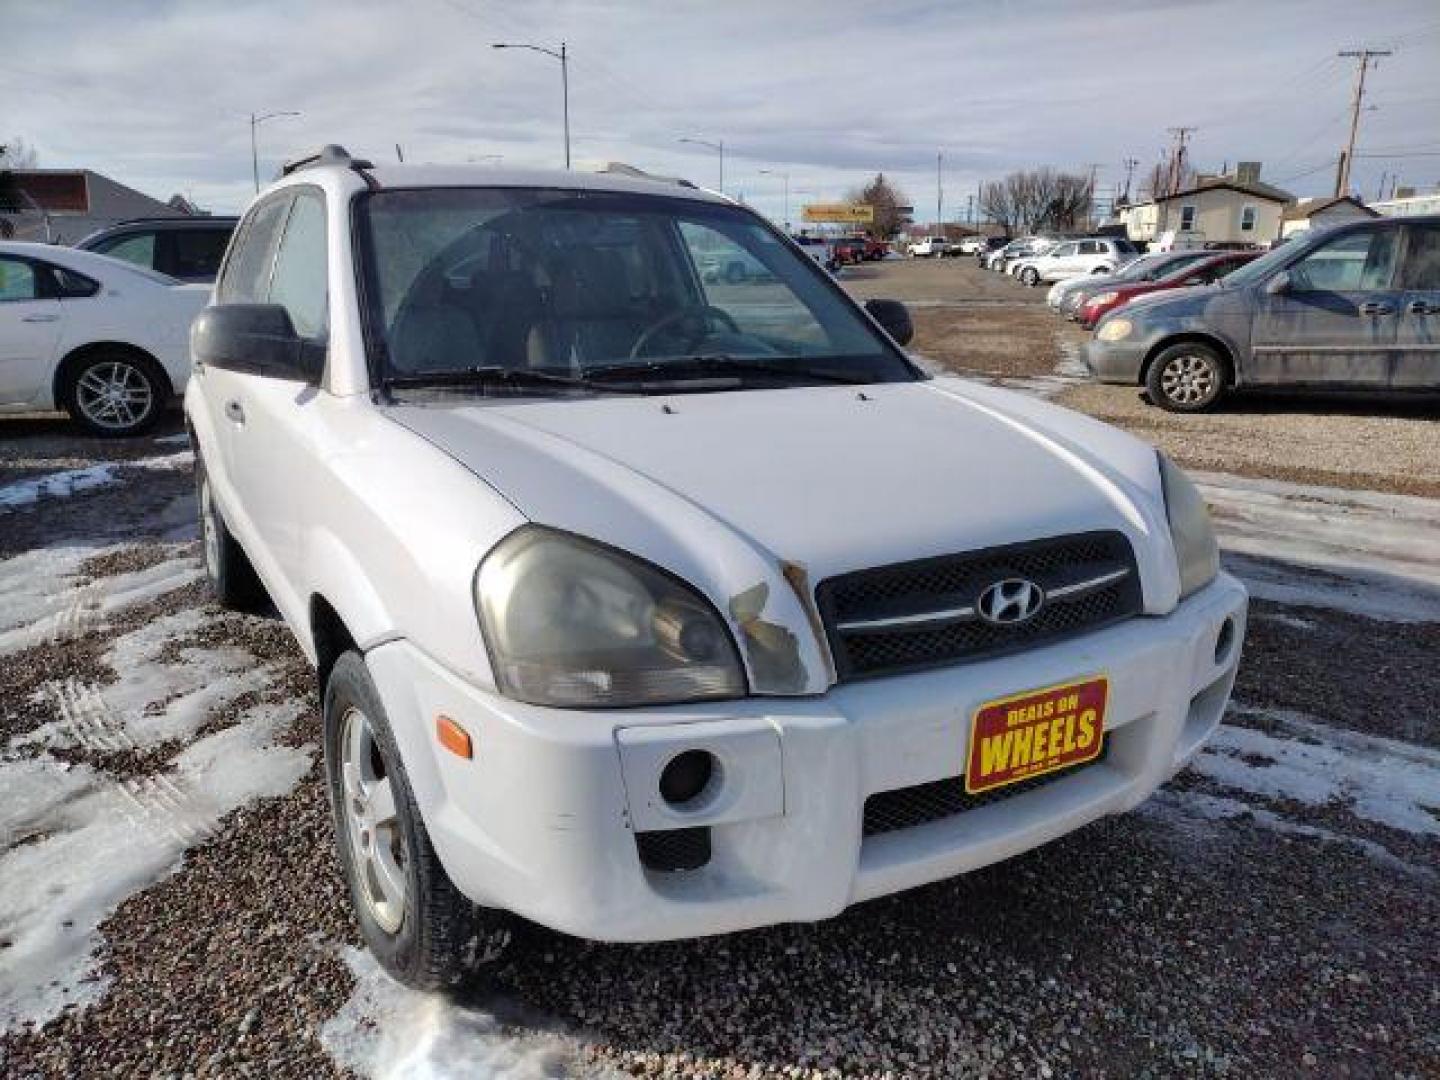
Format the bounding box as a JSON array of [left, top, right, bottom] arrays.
[[1160, 354, 1217, 405], [200, 477, 220, 580], [340, 705, 409, 934], [75, 360, 153, 430]]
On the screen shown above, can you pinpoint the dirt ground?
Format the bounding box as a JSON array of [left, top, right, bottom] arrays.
[[1, 266, 1438, 1079]]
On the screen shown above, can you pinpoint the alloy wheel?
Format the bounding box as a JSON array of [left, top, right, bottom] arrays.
[[339, 705, 410, 933], [74, 360, 154, 432], [1159, 353, 1218, 406]]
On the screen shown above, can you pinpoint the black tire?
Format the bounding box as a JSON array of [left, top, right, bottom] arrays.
[[61, 350, 169, 437], [324, 652, 512, 991], [1145, 342, 1228, 413], [1021, 267, 1040, 286], [196, 455, 267, 611]]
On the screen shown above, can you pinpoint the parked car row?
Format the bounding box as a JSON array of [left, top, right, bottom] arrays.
[[1020, 217, 1440, 413]]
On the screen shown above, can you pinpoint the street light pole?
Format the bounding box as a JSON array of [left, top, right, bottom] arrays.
[[759, 168, 789, 229], [492, 41, 571, 168], [250, 110, 300, 193], [679, 137, 724, 194]]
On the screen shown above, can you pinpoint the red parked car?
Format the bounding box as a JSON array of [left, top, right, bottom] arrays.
[[832, 237, 868, 265], [862, 237, 890, 261], [1078, 251, 1260, 329]]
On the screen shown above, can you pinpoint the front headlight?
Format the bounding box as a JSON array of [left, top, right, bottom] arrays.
[[1096, 316, 1132, 341], [1090, 291, 1119, 307], [1158, 453, 1219, 599], [475, 527, 746, 707]]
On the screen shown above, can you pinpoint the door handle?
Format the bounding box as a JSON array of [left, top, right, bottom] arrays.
[[1406, 300, 1439, 316], [1357, 301, 1393, 316], [224, 400, 246, 424], [21, 313, 59, 323]]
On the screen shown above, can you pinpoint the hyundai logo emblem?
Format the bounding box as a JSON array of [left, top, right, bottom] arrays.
[[977, 577, 1045, 626]]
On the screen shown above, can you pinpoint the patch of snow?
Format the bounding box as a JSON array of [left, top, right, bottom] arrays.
[[1197, 472, 1440, 623], [22, 608, 271, 751], [1142, 789, 1432, 881], [0, 546, 201, 657], [1190, 706, 1440, 838], [0, 701, 311, 1032], [1250, 611, 1315, 632], [0, 465, 118, 511], [322, 948, 616, 1080], [0, 450, 193, 515]]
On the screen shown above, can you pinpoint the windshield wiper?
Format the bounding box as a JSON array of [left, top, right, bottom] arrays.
[[582, 355, 868, 386], [382, 366, 633, 394]]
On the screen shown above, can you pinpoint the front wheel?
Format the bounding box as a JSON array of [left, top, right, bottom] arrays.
[[1021, 267, 1040, 286], [325, 652, 513, 991], [1146, 342, 1227, 412]]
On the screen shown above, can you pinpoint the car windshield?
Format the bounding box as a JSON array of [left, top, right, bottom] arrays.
[[357, 187, 913, 392]]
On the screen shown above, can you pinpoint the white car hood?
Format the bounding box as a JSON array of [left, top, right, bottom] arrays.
[[388, 376, 1173, 592]]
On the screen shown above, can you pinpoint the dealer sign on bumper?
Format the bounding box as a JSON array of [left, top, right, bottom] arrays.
[[966, 676, 1108, 794]]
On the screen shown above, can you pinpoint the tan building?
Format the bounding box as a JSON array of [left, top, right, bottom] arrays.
[[1120, 176, 1292, 248], [1279, 195, 1378, 239]]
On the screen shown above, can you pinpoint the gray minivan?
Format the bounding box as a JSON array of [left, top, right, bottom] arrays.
[[1082, 216, 1440, 411]]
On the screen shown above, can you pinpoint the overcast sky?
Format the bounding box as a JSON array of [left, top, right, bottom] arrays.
[[5, 0, 1439, 223]]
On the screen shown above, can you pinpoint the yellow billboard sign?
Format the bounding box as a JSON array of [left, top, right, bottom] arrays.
[[802, 203, 874, 224]]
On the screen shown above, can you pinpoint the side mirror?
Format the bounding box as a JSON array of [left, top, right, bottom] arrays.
[[191, 304, 324, 383], [1264, 271, 1291, 296], [864, 298, 914, 346]]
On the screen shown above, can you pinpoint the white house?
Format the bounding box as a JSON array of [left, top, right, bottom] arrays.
[[1279, 195, 1379, 239], [1120, 174, 1292, 248]]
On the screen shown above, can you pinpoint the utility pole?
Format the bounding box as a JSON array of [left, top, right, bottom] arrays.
[[249, 110, 300, 193], [1335, 48, 1390, 197], [1084, 163, 1103, 226], [936, 150, 944, 231], [1165, 128, 1196, 196], [678, 137, 724, 193], [1121, 157, 1139, 202], [966, 193, 974, 226]]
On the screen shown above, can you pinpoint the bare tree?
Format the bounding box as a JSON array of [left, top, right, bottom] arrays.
[[0, 138, 38, 170], [0, 138, 39, 234], [845, 173, 911, 239], [980, 168, 1096, 235], [1138, 155, 1195, 201]]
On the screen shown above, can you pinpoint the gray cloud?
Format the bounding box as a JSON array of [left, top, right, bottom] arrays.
[[5, 0, 1437, 221]]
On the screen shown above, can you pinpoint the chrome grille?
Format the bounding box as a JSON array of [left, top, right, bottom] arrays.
[[817, 532, 1141, 680]]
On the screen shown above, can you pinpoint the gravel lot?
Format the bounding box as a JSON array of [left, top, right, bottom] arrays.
[[1, 265, 1437, 1078]]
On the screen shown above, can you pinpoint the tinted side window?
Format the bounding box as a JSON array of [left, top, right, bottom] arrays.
[[220, 196, 291, 303], [1289, 229, 1400, 292], [267, 192, 328, 339], [168, 227, 234, 280], [48, 265, 100, 298], [0, 257, 38, 301], [1399, 225, 1440, 290], [94, 231, 157, 269]]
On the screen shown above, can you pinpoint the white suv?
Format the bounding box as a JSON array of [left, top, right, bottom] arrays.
[[908, 236, 950, 257], [1014, 238, 1138, 287], [188, 146, 1246, 990]]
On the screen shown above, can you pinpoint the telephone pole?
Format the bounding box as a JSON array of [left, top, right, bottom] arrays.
[[936, 150, 944, 230], [1121, 157, 1139, 202], [1335, 48, 1390, 197], [1165, 127, 1196, 196]]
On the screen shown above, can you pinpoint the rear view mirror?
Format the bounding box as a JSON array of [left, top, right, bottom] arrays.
[[1264, 271, 1291, 296], [192, 304, 324, 383], [864, 298, 914, 346]]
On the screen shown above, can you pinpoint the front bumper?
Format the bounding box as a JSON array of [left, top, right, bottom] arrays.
[[1081, 336, 1150, 383], [367, 573, 1246, 942]]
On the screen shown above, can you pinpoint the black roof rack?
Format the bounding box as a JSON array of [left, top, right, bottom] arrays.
[[281, 144, 375, 178]]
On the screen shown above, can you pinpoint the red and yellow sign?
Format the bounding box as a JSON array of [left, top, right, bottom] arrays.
[[801, 203, 874, 224], [965, 676, 1108, 794]]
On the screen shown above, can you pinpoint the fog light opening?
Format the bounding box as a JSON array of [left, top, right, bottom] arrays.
[[659, 749, 719, 809], [1215, 617, 1236, 665]]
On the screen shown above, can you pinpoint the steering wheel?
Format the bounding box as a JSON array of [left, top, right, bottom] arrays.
[[629, 305, 740, 359]]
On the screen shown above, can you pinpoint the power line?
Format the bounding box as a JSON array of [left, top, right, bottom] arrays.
[[1164, 127, 1195, 195], [1335, 48, 1391, 196]]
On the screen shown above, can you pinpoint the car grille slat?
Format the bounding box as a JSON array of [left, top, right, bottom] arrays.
[[863, 745, 1111, 837], [817, 531, 1142, 681]]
